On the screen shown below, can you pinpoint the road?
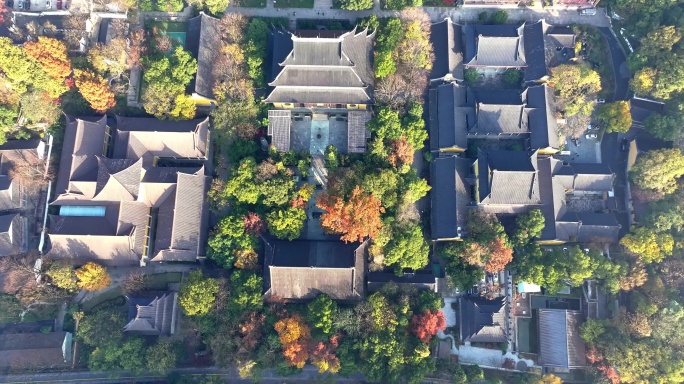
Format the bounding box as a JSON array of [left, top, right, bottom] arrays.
[[600, 132, 630, 238], [0, 367, 368, 384], [598, 27, 631, 102]]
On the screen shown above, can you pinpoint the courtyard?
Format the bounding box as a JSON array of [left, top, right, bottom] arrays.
[[290, 113, 349, 154]]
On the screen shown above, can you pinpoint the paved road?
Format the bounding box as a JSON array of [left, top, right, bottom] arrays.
[[0, 367, 367, 384], [598, 27, 631, 102], [227, 0, 611, 26], [601, 132, 630, 237]]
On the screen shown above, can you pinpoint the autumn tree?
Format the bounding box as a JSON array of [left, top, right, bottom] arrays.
[[485, 238, 513, 273], [596, 101, 633, 133], [73, 69, 116, 113], [75, 262, 111, 291], [127, 29, 146, 69], [410, 310, 446, 343], [178, 270, 219, 316], [233, 249, 259, 270], [620, 226, 674, 263], [266, 207, 306, 240], [88, 38, 127, 76], [317, 186, 385, 243], [550, 64, 601, 116], [387, 137, 414, 172], [630, 149, 684, 194], [24, 37, 72, 80], [45, 260, 78, 292], [242, 212, 264, 236], [310, 335, 341, 373], [274, 314, 311, 368]]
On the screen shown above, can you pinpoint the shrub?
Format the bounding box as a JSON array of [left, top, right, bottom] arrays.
[[464, 68, 479, 84], [503, 68, 521, 86], [478, 11, 488, 22], [490, 10, 508, 24]]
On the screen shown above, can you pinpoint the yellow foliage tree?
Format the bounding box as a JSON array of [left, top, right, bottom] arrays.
[[75, 262, 111, 291], [539, 374, 562, 384], [73, 69, 116, 113], [274, 314, 310, 345], [631, 67, 656, 95]]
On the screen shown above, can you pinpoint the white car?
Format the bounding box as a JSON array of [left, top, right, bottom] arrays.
[[586, 133, 598, 139], [595, 98, 606, 103]]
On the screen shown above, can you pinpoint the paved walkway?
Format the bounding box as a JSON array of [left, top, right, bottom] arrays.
[[226, 0, 610, 26]]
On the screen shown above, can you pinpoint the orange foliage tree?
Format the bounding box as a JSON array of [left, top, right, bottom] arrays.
[[317, 186, 385, 242], [484, 238, 514, 273], [24, 37, 72, 79], [274, 314, 311, 368], [410, 310, 446, 343], [242, 212, 264, 236], [387, 137, 414, 169], [73, 69, 116, 113]]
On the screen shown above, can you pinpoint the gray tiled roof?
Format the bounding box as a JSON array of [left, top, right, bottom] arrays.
[[429, 83, 474, 150], [467, 36, 527, 67], [186, 13, 221, 99], [538, 309, 586, 369], [459, 296, 507, 343], [523, 20, 549, 82], [430, 156, 472, 240], [430, 18, 464, 81], [552, 160, 615, 192], [477, 150, 541, 207], [49, 116, 211, 265], [0, 331, 70, 369], [266, 27, 374, 105], [367, 271, 436, 292], [475, 104, 527, 134], [526, 84, 560, 149], [264, 239, 367, 301], [124, 293, 177, 336], [556, 212, 621, 243], [264, 87, 371, 104], [55, 116, 108, 196]]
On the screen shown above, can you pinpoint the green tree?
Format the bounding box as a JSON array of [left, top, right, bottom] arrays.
[[550, 64, 601, 116], [361, 169, 400, 210], [401, 170, 431, 205], [308, 294, 337, 338], [147, 338, 183, 373], [266, 207, 306, 240], [88, 338, 147, 373], [207, 213, 259, 268], [244, 19, 269, 87], [631, 67, 657, 95], [502, 68, 521, 86], [339, 0, 373, 9], [204, 0, 230, 14], [644, 111, 683, 141], [629, 149, 684, 194], [383, 221, 430, 271], [142, 47, 197, 119], [439, 244, 484, 291], [490, 10, 508, 24], [464, 68, 479, 84], [228, 270, 263, 317], [462, 364, 484, 382], [77, 310, 126, 347], [512, 209, 545, 246], [179, 270, 220, 316], [620, 226, 674, 263], [596, 101, 633, 133]]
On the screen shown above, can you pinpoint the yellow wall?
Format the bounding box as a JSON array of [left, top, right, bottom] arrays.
[[190, 93, 216, 107], [441, 147, 466, 153], [538, 147, 559, 155], [536, 239, 566, 245]]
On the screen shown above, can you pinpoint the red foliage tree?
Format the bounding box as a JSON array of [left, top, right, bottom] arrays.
[[274, 314, 311, 368], [317, 186, 385, 243], [310, 335, 341, 373], [484, 238, 513, 273], [242, 212, 264, 236], [0, 2, 8, 23], [598, 365, 620, 384], [410, 309, 447, 343], [586, 345, 603, 364], [239, 311, 265, 352]]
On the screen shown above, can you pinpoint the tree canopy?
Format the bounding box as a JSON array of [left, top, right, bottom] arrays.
[[550, 64, 601, 117], [596, 101, 633, 133], [179, 270, 220, 316], [630, 149, 684, 195]]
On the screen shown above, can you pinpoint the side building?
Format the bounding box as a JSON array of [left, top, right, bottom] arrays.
[[47, 115, 211, 266]]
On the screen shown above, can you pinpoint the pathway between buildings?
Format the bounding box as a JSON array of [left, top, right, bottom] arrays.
[[226, 1, 611, 26]]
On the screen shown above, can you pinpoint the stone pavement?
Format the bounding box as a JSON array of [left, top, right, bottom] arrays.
[[226, 0, 611, 26]]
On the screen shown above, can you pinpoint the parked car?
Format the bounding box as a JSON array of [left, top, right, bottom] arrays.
[[579, 7, 597, 15], [17, 0, 23, 8], [312, 212, 322, 219], [587, 124, 594, 130], [595, 98, 606, 103], [56, 0, 61, 8], [586, 133, 598, 139]]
